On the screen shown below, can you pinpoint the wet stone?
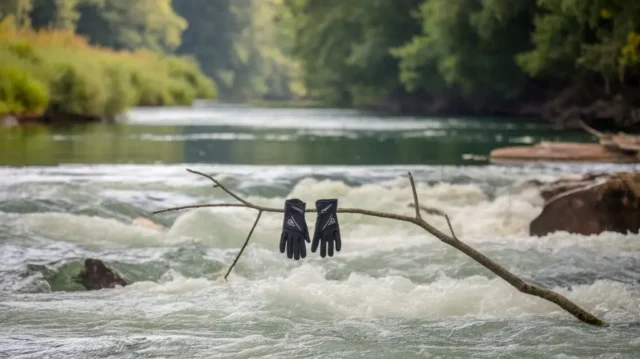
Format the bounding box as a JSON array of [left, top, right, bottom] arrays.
[[79, 258, 128, 290]]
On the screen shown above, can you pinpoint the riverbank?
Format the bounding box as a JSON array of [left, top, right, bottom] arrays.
[[0, 25, 216, 126]]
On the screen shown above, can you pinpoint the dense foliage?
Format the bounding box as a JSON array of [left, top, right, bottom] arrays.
[[1, 0, 639, 115], [0, 18, 215, 117], [280, 0, 640, 111]]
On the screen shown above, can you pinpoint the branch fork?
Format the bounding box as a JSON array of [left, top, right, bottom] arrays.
[[153, 169, 606, 326]]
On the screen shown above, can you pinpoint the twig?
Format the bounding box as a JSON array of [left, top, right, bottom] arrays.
[[153, 168, 606, 327], [408, 172, 422, 219], [408, 202, 457, 239], [224, 211, 262, 280], [409, 203, 447, 217], [445, 215, 457, 240], [187, 169, 249, 205]]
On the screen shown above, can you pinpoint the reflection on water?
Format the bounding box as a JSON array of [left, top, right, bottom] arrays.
[[0, 107, 594, 166]]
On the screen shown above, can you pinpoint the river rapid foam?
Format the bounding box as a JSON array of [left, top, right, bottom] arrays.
[[1, 164, 640, 358]]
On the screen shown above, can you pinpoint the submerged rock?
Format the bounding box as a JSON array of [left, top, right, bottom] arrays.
[[79, 258, 128, 290], [530, 172, 640, 236]]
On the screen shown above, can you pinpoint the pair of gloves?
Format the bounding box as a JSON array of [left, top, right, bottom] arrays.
[[280, 198, 341, 260]]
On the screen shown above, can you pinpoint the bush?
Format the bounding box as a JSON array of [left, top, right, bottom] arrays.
[[0, 26, 217, 118], [0, 61, 49, 115]]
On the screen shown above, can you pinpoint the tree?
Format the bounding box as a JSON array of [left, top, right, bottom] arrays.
[[517, 0, 640, 95], [173, 0, 237, 97], [392, 0, 537, 100], [0, 0, 33, 27], [175, 0, 303, 101], [30, 0, 91, 30], [75, 0, 187, 53], [280, 0, 421, 106]]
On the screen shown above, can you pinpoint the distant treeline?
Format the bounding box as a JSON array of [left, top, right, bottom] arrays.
[[1, 0, 639, 123], [0, 0, 302, 106], [278, 0, 640, 122]]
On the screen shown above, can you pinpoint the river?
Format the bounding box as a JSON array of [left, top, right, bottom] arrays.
[[1, 105, 640, 358]]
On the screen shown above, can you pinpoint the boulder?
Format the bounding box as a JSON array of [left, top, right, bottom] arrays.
[[79, 258, 128, 290], [535, 173, 609, 202], [530, 172, 640, 236]]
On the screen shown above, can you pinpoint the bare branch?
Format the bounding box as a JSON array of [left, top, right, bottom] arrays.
[[153, 168, 606, 326], [187, 169, 250, 205], [408, 172, 422, 219], [445, 215, 458, 240], [153, 203, 249, 215], [409, 203, 447, 217], [408, 203, 457, 239], [224, 210, 263, 281]]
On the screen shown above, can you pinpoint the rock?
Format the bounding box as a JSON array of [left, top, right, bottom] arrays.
[[490, 142, 638, 164], [530, 172, 640, 236], [79, 258, 128, 290], [534, 173, 609, 202]]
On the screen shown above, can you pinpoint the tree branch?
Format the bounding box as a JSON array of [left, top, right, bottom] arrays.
[[445, 215, 457, 240], [409, 203, 447, 217], [153, 168, 606, 326], [408, 172, 422, 219], [409, 203, 458, 240], [187, 169, 248, 205], [224, 210, 262, 281]]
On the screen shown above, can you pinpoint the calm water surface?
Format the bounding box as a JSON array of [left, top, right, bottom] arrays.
[[1, 106, 639, 358]]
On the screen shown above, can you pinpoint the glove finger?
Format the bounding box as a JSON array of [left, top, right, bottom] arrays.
[[335, 230, 342, 252], [327, 234, 334, 257], [300, 240, 307, 258], [311, 232, 320, 253], [279, 232, 287, 253], [320, 236, 327, 258], [304, 226, 311, 243], [287, 236, 294, 259], [293, 237, 300, 260]]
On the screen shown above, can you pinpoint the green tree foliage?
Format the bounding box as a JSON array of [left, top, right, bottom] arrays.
[[2, 0, 639, 113], [0, 23, 215, 117], [0, 0, 33, 27], [280, 0, 421, 106], [391, 0, 536, 100], [74, 0, 187, 52], [517, 0, 640, 93], [30, 0, 88, 30], [174, 0, 303, 101], [172, 0, 237, 98]]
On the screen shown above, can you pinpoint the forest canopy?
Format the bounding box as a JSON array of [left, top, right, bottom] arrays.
[[1, 0, 639, 119]]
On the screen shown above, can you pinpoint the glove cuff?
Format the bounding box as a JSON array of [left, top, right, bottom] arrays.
[[285, 198, 306, 212], [315, 198, 338, 213]]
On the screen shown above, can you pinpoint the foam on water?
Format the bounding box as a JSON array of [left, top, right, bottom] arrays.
[[2, 163, 640, 358]]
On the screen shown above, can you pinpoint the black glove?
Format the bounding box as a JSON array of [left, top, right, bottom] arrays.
[[279, 198, 310, 260], [312, 199, 342, 258]]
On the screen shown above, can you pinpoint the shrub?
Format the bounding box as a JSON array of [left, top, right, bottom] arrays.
[[0, 27, 217, 118], [0, 61, 49, 115]]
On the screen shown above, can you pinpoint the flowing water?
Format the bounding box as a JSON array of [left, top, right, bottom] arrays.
[[1, 106, 640, 358]]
